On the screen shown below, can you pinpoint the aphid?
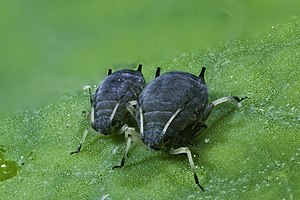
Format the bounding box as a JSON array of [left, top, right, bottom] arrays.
[[112, 67, 161, 168], [116, 67, 247, 191], [70, 64, 145, 155]]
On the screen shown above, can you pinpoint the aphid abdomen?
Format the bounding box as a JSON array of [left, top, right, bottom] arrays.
[[143, 111, 173, 130], [138, 99, 174, 129], [94, 100, 118, 118], [170, 97, 207, 133], [144, 111, 173, 123], [139, 72, 208, 137], [93, 88, 124, 133]]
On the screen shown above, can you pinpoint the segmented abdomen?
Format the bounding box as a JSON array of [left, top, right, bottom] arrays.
[[138, 71, 208, 134], [93, 69, 145, 128]]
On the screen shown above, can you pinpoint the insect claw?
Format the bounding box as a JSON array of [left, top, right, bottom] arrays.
[[70, 144, 82, 155], [112, 165, 121, 170], [112, 158, 125, 170], [240, 96, 248, 101], [194, 173, 204, 191], [233, 96, 248, 102]]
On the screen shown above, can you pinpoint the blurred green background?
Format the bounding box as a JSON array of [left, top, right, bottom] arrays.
[[1, 0, 300, 119]]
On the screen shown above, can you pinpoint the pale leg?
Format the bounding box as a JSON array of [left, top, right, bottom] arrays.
[[70, 87, 94, 155], [170, 147, 204, 191], [70, 128, 89, 155], [126, 100, 137, 118], [113, 126, 140, 169], [203, 96, 248, 121]]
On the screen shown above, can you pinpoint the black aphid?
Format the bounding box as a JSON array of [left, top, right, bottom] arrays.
[[70, 64, 145, 155], [112, 67, 161, 168], [116, 67, 247, 191]]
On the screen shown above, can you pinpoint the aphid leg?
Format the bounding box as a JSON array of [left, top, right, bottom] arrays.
[[212, 96, 248, 106], [192, 121, 207, 131], [110, 102, 120, 121], [71, 86, 94, 155], [188, 122, 208, 140], [162, 108, 182, 135], [117, 124, 142, 143], [170, 147, 204, 191], [139, 106, 144, 136], [113, 126, 139, 169], [126, 100, 137, 118], [112, 136, 132, 169], [70, 128, 89, 155], [90, 104, 95, 124], [83, 85, 93, 107], [117, 124, 128, 135], [203, 96, 248, 121]]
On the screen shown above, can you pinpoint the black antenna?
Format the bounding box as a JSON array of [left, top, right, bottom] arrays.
[[199, 67, 206, 78], [155, 67, 161, 78], [137, 64, 143, 72], [107, 69, 112, 76]]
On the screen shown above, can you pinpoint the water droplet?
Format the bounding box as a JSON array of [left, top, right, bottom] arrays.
[[0, 160, 20, 181], [0, 146, 20, 181]]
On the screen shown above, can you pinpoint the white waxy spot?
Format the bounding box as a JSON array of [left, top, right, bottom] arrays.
[[204, 138, 210, 143], [1, 164, 6, 168]]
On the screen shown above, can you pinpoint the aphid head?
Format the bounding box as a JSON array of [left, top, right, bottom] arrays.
[[141, 129, 175, 150], [141, 130, 164, 150], [92, 117, 113, 135]]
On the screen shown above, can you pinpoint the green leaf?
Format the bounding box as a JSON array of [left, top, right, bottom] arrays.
[[1, 17, 300, 199]]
